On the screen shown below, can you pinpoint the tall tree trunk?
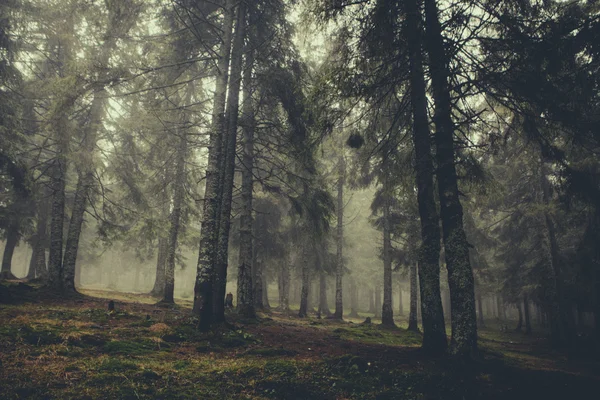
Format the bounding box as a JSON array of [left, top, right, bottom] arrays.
[[27, 196, 49, 280], [254, 259, 264, 309], [1, 222, 19, 279], [334, 157, 345, 319], [62, 1, 134, 292], [298, 243, 310, 318], [349, 277, 359, 317], [539, 160, 575, 346], [150, 236, 168, 297], [162, 132, 187, 304], [496, 294, 503, 321], [406, 0, 447, 355], [318, 270, 330, 316], [476, 292, 485, 327], [408, 263, 419, 332], [523, 293, 532, 335], [213, 2, 247, 323], [375, 284, 382, 319], [515, 302, 523, 332], [236, 48, 256, 318], [279, 253, 290, 311], [262, 273, 270, 309], [381, 187, 394, 326], [424, 0, 477, 358], [193, 0, 235, 329], [368, 287, 375, 314], [62, 172, 93, 292], [48, 157, 67, 291], [398, 284, 404, 316]]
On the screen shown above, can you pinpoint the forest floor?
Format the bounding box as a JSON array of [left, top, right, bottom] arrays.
[[1, 282, 599, 399]]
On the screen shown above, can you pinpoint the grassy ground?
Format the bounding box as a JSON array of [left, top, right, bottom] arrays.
[[1, 282, 599, 399]]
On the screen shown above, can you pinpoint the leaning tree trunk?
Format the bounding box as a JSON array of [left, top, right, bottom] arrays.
[[408, 263, 419, 332], [193, 0, 235, 329], [162, 132, 187, 304], [63, 172, 93, 292], [213, 2, 247, 323], [424, 0, 477, 358], [62, 1, 137, 292], [334, 157, 345, 319], [405, 0, 447, 354], [236, 48, 256, 318], [381, 188, 394, 326], [1, 222, 19, 280]]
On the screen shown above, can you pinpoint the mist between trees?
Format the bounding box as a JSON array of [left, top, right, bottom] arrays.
[[1, 0, 600, 362]]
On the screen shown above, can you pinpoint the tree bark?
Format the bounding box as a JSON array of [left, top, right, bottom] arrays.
[[476, 292, 485, 327], [213, 1, 247, 323], [334, 157, 345, 319], [375, 284, 382, 319], [408, 263, 419, 332], [279, 253, 290, 311], [381, 187, 394, 326], [262, 273, 270, 309], [515, 302, 523, 331], [424, 0, 477, 358], [298, 243, 310, 318], [405, 0, 447, 354], [523, 293, 532, 335], [1, 222, 19, 279], [62, 172, 93, 292], [150, 236, 168, 297], [539, 159, 575, 346], [398, 284, 404, 316], [236, 48, 256, 318], [253, 259, 264, 309], [162, 131, 187, 304], [318, 270, 330, 316], [193, 0, 234, 329], [48, 156, 67, 291], [349, 277, 359, 317], [368, 287, 375, 314]]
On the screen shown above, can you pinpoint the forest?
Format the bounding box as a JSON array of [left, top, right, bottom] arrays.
[[1, 0, 599, 398]]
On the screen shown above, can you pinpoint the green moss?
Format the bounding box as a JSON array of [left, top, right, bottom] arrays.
[[102, 339, 160, 355], [97, 358, 138, 373], [244, 347, 298, 357]]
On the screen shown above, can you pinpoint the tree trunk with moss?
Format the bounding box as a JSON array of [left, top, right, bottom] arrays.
[[406, 0, 447, 354], [237, 48, 256, 318], [382, 188, 394, 326], [423, 0, 477, 358], [0, 222, 19, 280], [162, 132, 187, 304], [524, 293, 532, 335], [193, 0, 235, 329], [334, 157, 345, 319], [408, 263, 419, 332], [213, 2, 247, 323]]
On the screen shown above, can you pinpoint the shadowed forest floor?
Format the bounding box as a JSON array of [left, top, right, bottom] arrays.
[[1, 282, 599, 399]]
